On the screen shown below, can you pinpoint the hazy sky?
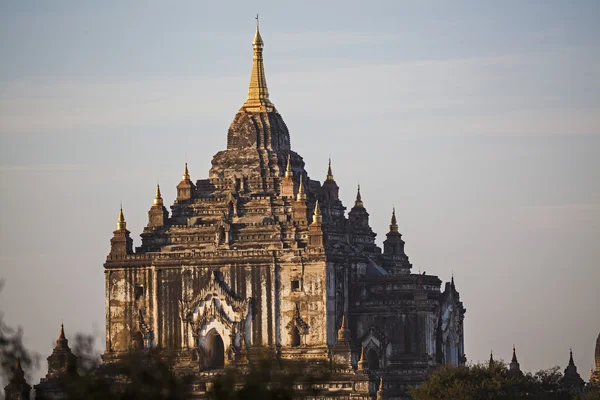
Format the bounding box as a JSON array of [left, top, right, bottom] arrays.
[[1, 0, 599, 384]]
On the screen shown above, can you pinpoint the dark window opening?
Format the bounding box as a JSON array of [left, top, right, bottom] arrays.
[[134, 285, 144, 301], [291, 280, 301, 291]]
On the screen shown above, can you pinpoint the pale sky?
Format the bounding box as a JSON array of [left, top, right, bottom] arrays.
[[1, 0, 599, 384]]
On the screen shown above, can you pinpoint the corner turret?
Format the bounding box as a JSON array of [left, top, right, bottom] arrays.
[[177, 162, 194, 201], [347, 185, 376, 250], [308, 200, 324, 248], [321, 158, 339, 201], [280, 155, 295, 198], [148, 184, 169, 228], [383, 208, 406, 257], [110, 205, 133, 257]]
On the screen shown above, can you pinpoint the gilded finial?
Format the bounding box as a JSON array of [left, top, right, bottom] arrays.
[[242, 15, 273, 112], [296, 177, 306, 201], [379, 377, 384, 391], [117, 205, 127, 230], [253, 14, 263, 46], [354, 184, 363, 207], [58, 322, 65, 340], [389, 207, 398, 232], [285, 155, 292, 178], [153, 183, 164, 206], [326, 158, 334, 181], [183, 162, 190, 181], [359, 346, 365, 362], [340, 314, 347, 329]]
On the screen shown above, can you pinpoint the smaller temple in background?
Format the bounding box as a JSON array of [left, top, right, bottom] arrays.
[[3, 358, 30, 400], [561, 349, 585, 392], [589, 332, 600, 388]]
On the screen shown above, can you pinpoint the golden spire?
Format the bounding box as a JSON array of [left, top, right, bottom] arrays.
[[340, 314, 347, 329], [359, 346, 365, 362], [296, 177, 306, 201], [58, 322, 65, 340], [117, 205, 127, 230], [312, 200, 322, 225], [354, 184, 363, 207], [379, 377, 384, 391], [285, 155, 292, 178], [183, 162, 190, 181], [242, 15, 275, 112], [153, 184, 164, 206], [326, 158, 334, 181], [390, 207, 398, 232]]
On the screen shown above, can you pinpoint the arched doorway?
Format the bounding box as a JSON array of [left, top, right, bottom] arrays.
[[291, 326, 301, 347], [206, 331, 225, 369], [367, 348, 379, 370]]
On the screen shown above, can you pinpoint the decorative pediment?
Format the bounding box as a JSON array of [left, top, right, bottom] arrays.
[[360, 325, 388, 346], [180, 271, 247, 320]]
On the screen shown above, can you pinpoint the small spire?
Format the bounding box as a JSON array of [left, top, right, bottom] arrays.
[[296, 177, 306, 201], [183, 162, 190, 181], [354, 184, 363, 207], [285, 155, 292, 178], [16, 356, 22, 370], [379, 377, 384, 391], [489, 350, 494, 365], [153, 183, 164, 206], [389, 207, 398, 232], [569, 348, 575, 366], [312, 200, 322, 225], [512, 345, 518, 363], [117, 205, 127, 230], [55, 321, 69, 349], [359, 346, 365, 362], [340, 314, 347, 329], [326, 158, 334, 181]]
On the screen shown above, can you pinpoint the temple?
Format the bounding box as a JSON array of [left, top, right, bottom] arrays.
[[24, 20, 468, 400], [98, 19, 467, 399]]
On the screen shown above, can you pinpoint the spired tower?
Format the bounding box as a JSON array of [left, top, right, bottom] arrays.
[[103, 20, 466, 399]]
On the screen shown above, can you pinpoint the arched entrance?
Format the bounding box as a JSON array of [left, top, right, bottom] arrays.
[[291, 326, 301, 347], [367, 348, 379, 370], [206, 331, 225, 369]]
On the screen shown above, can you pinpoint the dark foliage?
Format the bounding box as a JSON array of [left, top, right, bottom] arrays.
[[410, 361, 595, 400], [0, 279, 40, 389]]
